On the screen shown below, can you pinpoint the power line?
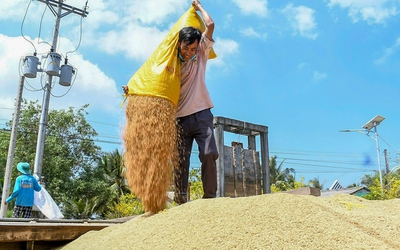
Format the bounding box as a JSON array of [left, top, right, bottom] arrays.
[[0, 103, 398, 173]]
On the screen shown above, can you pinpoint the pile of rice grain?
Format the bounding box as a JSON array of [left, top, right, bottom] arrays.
[[62, 193, 400, 250], [123, 95, 178, 214]]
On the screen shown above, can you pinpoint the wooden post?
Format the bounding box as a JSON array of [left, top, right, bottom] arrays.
[[260, 131, 270, 194], [214, 121, 225, 197]]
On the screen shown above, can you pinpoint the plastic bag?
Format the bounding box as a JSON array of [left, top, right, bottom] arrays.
[[34, 187, 64, 219], [125, 6, 217, 107]]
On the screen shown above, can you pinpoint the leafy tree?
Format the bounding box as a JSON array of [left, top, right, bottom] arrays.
[[362, 168, 400, 200], [361, 173, 378, 188], [105, 193, 144, 219], [269, 156, 295, 191], [99, 150, 130, 201], [189, 167, 204, 200], [88, 149, 131, 218], [346, 183, 357, 188], [308, 177, 325, 190], [385, 169, 400, 198], [0, 100, 104, 217], [61, 199, 93, 219], [294, 176, 307, 189], [0, 132, 7, 191]]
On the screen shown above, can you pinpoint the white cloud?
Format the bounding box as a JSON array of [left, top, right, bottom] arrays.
[[283, 4, 318, 40], [208, 37, 240, 69], [125, 0, 187, 25], [240, 27, 268, 40], [328, 0, 398, 24], [222, 14, 234, 29], [374, 37, 400, 64], [313, 71, 327, 82], [91, 24, 168, 62], [297, 62, 310, 69], [68, 0, 193, 62], [0, 0, 188, 63], [0, 0, 237, 104], [0, 34, 121, 120], [297, 62, 326, 82], [232, 0, 268, 17], [0, 0, 36, 21]]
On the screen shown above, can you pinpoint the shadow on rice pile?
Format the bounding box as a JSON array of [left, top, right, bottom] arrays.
[[60, 193, 400, 250]]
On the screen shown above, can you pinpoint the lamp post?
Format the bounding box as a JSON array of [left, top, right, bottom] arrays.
[[340, 115, 385, 196]]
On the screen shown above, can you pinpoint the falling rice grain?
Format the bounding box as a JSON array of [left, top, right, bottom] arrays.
[[123, 95, 179, 214]]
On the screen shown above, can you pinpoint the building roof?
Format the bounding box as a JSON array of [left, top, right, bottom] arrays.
[[329, 180, 344, 190], [320, 186, 370, 198]]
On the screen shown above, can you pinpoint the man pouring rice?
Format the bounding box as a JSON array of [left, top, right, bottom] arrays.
[[122, 0, 218, 213]]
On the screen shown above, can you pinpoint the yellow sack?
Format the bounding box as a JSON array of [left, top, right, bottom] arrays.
[[124, 6, 217, 107]]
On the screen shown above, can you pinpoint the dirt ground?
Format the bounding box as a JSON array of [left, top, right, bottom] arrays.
[[61, 193, 400, 250]]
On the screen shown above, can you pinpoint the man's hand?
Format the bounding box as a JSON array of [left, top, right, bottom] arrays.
[[122, 85, 129, 95], [192, 0, 201, 11], [3, 201, 7, 205]]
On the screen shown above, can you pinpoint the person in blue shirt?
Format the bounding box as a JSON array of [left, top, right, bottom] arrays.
[[4, 162, 42, 218]]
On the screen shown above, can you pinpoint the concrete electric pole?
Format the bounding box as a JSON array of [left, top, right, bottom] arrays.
[[0, 77, 25, 218], [0, 0, 88, 218], [33, 0, 88, 181]]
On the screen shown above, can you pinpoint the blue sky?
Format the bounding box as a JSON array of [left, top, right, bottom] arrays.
[[1, 0, 400, 189]]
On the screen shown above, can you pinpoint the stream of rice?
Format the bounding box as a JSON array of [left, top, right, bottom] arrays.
[[122, 95, 179, 214]]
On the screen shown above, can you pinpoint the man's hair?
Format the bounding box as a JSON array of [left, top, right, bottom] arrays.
[[179, 26, 202, 45]]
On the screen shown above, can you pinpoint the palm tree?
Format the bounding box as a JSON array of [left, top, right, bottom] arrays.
[[62, 199, 93, 219], [102, 149, 130, 200], [91, 149, 131, 217], [269, 156, 295, 191], [308, 177, 325, 190]]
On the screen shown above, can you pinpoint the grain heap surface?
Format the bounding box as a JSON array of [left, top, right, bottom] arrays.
[[62, 193, 400, 250]]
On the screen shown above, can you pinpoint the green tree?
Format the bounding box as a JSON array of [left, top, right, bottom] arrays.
[[308, 177, 325, 190], [105, 193, 144, 219], [62, 199, 93, 219], [89, 149, 131, 218], [0, 131, 7, 191], [346, 183, 357, 188], [362, 168, 400, 200], [0, 100, 104, 217], [100, 149, 130, 201], [189, 167, 204, 200], [66, 160, 112, 219], [269, 156, 295, 191]]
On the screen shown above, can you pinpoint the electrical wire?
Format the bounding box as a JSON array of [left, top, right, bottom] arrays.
[[0, 121, 396, 177], [37, 2, 52, 47], [379, 135, 399, 155], [65, 14, 84, 57], [21, 0, 37, 53]]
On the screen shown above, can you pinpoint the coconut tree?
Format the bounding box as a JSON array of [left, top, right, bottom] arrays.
[[308, 177, 325, 190], [90, 149, 131, 217], [269, 156, 295, 191]]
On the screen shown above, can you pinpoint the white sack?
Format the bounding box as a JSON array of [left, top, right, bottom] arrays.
[[34, 187, 64, 219]]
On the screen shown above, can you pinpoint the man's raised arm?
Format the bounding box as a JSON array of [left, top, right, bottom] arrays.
[[192, 0, 214, 41]]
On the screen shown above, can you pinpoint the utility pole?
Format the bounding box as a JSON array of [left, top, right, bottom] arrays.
[[0, 77, 25, 218], [384, 149, 389, 174], [340, 115, 385, 196], [0, 0, 88, 218], [33, 0, 88, 181]]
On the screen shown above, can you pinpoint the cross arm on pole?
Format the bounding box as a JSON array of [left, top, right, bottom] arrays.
[[36, 0, 89, 18]]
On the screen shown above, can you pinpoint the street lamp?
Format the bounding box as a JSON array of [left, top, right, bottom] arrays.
[[339, 115, 385, 195]]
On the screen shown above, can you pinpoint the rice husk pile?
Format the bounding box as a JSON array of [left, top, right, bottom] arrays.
[[123, 95, 178, 214], [62, 193, 400, 250]]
